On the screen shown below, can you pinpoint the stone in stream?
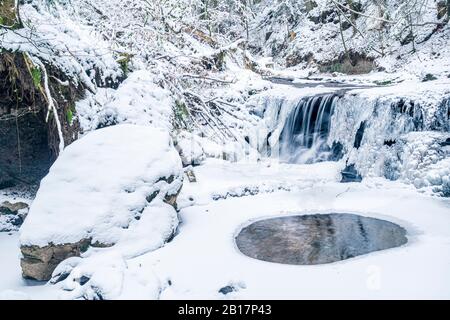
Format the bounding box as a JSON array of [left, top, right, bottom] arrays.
[[440, 138, 450, 147], [341, 164, 363, 183], [0, 201, 29, 231], [218, 282, 246, 295]]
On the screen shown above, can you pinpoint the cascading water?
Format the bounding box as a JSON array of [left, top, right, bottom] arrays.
[[279, 94, 340, 164], [255, 83, 449, 195]]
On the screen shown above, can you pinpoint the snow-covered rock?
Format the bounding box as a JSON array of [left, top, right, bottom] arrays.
[[20, 124, 183, 280], [50, 251, 163, 300], [174, 131, 206, 167], [76, 71, 174, 132]]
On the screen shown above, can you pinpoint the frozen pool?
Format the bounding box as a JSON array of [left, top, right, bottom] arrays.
[[235, 213, 408, 265]]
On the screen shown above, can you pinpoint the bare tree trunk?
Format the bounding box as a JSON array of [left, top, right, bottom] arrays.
[[345, 0, 358, 36], [200, 0, 212, 37], [0, 0, 22, 28], [338, 12, 348, 55]]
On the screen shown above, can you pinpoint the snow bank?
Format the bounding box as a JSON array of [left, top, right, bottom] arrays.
[[3, 156, 450, 299], [174, 131, 206, 167], [51, 250, 163, 300], [76, 71, 174, 132], [0, 290, 30, 300], [20, 124, 183, 247], [177, 158, 341, 208]]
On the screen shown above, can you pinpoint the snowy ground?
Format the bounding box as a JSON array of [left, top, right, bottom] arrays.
[[1, 0, 449, 301], [1, 158, 449, 299]]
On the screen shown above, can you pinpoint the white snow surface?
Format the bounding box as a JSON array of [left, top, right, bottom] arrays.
[[20, 124, 183, 247], [76, 71, 174, 133], [1, 0, 450, 301], [1, 158, 450, 299]]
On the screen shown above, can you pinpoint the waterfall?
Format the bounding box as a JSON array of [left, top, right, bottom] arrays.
[[255, 87, 449, 196], [279, 94, 339, 164]]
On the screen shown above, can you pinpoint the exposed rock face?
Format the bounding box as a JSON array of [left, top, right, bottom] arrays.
[[20, 185, 182, 281], [319, 52, 375, 75], [21, 240, 90, 281], [164, 188, 182, 208], [0, 52, 83, 190], [0, 171, 15, 190]]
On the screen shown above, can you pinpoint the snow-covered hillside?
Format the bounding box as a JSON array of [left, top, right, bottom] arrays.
[[252, 0, 450, 77]]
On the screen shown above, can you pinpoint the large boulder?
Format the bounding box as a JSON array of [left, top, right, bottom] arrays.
[[20, 124, 183, 281]]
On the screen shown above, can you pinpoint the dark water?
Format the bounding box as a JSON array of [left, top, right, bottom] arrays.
[[236, 213, 407, 265], [267, 77, 379, 89]]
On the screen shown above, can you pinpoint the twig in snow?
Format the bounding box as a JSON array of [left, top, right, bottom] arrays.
[[336, 187, 351, 198]]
